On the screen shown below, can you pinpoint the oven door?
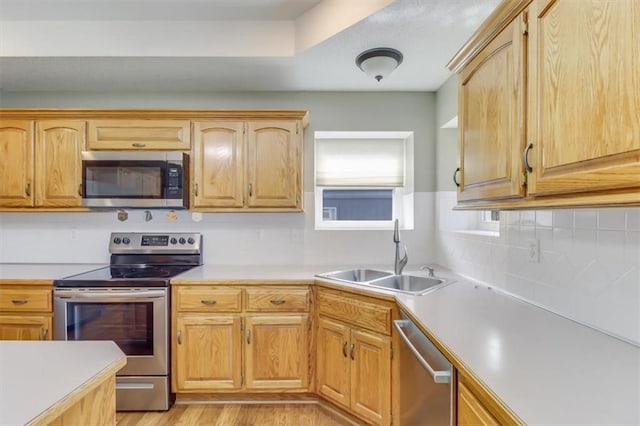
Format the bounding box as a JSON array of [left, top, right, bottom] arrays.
[[54, 288, 168, 376]]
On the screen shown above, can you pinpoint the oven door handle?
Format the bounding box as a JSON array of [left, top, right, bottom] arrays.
[[55, 290, 166, 300]]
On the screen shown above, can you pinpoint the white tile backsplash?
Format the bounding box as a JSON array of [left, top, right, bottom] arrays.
[[435, 191, 640, 345], [0, 192, 436, 268]]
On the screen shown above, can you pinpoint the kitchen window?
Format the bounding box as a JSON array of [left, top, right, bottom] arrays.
[[314, 131, 414, 230]]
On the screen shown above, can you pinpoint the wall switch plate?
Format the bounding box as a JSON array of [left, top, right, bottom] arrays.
[[527, 238, 540, 263]]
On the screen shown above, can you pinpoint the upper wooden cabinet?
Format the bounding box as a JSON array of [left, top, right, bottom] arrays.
[[35, 121, 85, 207], [526, 0, 640, 199], [0, 120, 34, 207], [246, 121, 301, 208], [88, 119, 191, 150], [458, 16, 526, 203], [193, 119, 303, 211], [449, 0, 640, 208], [0, 119, 84, 209]]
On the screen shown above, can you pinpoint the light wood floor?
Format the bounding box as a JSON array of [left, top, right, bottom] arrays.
[[116, 403, 356, 426]]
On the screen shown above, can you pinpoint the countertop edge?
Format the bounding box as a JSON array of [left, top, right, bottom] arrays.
[[26, 354, 126, 426]]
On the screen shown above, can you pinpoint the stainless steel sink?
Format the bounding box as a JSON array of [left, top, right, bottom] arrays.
[[317, 268, 392, 282], [316, 268, 452, 295], [365, 274, 447, 294]]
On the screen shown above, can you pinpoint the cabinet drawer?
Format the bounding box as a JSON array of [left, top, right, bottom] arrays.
[[245, 288, 310, 312], [88, 119, 191, 150], [0, 289, 52, 313], [176, 287, 242, 313], [318, 291, 391, 335]]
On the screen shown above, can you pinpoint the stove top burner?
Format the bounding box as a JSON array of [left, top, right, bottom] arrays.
[[109, 266, 184, 279]]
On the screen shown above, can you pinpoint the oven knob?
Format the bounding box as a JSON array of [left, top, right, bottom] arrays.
[[122, 237, 130, 245], [187, 237, 195, 245], [170, 237, 178, 245], [179, 237, 186, 244], [113, 237, 122, 244]]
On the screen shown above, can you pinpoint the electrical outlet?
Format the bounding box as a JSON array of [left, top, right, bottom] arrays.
[[527, 238, 540, 263]]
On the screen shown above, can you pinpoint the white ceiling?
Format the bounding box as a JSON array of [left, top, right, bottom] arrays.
[[0, 0, 500, 92]]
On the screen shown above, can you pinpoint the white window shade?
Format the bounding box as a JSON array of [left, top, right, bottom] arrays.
[[315, 138, 405, 187]]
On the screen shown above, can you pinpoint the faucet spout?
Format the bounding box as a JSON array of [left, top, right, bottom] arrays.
[[393, 219, 408, 275]]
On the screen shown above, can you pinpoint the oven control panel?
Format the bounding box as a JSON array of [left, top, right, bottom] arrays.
[[109, 232, 201, 254]]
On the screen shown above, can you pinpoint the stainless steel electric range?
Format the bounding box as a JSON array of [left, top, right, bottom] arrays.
[[53, 232, 202, 411]]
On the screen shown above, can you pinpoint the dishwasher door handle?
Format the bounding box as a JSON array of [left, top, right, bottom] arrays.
[[394, 319, 451, 384]]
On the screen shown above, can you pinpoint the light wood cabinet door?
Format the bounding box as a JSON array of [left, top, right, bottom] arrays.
[[175, 315, 242, 391], [35, 120, 85, 207], [0, 315, 51, 340], [246, 121, 301, 209], [458, 380, 500, 426], [244, 314, 309, 391], [350, 328, 391, 426], [88, 119, 191, 150], [527, 0, 640, 198], [0, 120, 34, 207], [458, 16, 526, 202], [316, 317, 351, 409], [192, 121, 245, 208]]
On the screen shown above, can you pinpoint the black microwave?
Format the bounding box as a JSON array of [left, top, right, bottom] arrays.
[[81, 151, 188, 209]]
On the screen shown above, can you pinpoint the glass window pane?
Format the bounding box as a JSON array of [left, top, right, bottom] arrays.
[[322, 189, 393, 221]]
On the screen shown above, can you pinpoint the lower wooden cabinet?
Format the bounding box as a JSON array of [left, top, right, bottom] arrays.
[[0, 284, 53, 341], [317, 317, 391, 425], [175, 314, 242, 391], [315, 287, 394, 426], [244, 314, 309, 391], [0, 315, 51, 340], [172, 285, 311, 394], [458, 379, 499, 426]]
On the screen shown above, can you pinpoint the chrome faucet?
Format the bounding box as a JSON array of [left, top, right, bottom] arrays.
[[393, 219, 408, 275]]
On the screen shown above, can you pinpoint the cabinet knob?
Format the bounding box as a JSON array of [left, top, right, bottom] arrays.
[[350, 343, 355, 360], [269, 299, 286, 305], [453, 167, 460, 187], [247, 329, 251, 344], [248, 183, 253, 197], [78, 183, 83, 197], [194, 183, 198, 197], [342, 341, 348, 358], [177, 330, 182, 345], [132, 143, 146, 148], [41, 328, 49, 340], [11, 299, 28, 305], [201, 299, 217, 305], [25, 183, 31, 197]]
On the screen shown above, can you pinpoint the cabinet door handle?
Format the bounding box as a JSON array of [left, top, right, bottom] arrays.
[[201, 299, 217, 305], [41, 328, 48, 340], [78, 183, 83, 196], [342, 341, 348, 358], [270, 299, 286, 305], [132, 143, 146, 148], [177, 330, 182, 345], [453, 167, 460, 187], [25, 183, 31, 196], [194, 183, 198, 197], [523, 143, 533, 173], [247, 329, 251, 344], [248, 183, 253, 197], [11, 299, 28, 305], [350, 343, 355, 360]]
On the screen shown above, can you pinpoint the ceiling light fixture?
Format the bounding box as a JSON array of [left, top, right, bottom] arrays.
[[355, 47, 403, 82]]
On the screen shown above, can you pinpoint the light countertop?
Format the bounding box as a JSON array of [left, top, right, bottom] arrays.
[[0, 263, 106, 282], [2, 262, 638, 423], [396, 280, 640, 425], [0, 341, 126, 425]]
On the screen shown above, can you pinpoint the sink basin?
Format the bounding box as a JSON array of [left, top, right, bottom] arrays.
[[317, 268, 392, 282], [316, 268, 452, 295], [366, 274, 448, 295]]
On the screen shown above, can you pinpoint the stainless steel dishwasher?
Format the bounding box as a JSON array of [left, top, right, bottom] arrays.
[[394, 313, 453, 425]]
